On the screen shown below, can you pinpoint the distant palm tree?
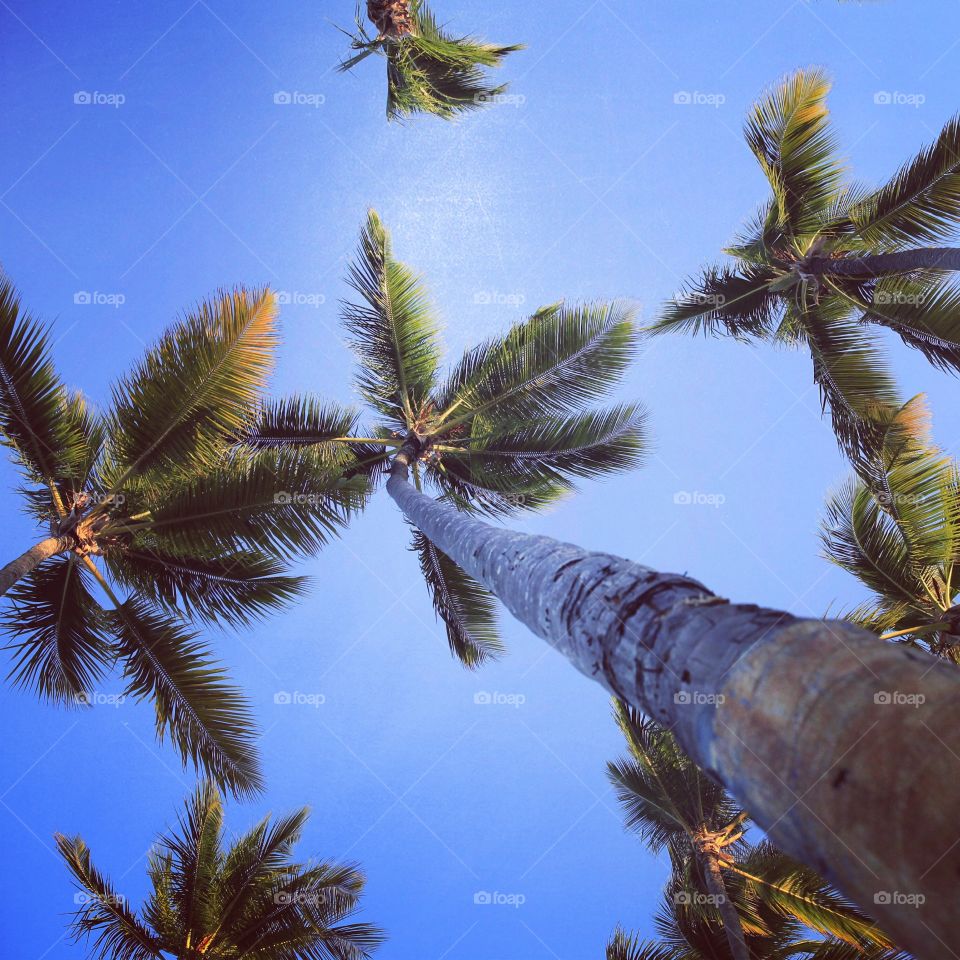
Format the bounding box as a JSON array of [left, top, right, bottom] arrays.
[[56, 781, 383, 960], [252, 212, 960, 955], [242, 210, 647, 666], [654, 68, 960, 458], [339, 1, 523, 120], [0, 280, 363, 795], [821, 394, 960, 662], [607, 701, 895, 960]]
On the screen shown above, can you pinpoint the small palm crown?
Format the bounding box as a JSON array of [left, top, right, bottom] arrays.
[[0, 280, 364, 796], [656, 67, 960, 459], [244, 210, 648, 666], [607, 702, 896, 959], [56, 782, 384, 960], [339, 1, 523, 120]]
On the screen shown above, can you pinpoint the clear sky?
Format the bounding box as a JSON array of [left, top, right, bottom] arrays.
[[3, 1, 960, 957]]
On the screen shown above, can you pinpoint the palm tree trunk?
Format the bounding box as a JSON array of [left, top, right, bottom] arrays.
[[0, 536, 71, 597], [696, 848, 749, 960], [367, 0, 415, 38], [386, 452, 958, 958], [805, 247, 960, 276]]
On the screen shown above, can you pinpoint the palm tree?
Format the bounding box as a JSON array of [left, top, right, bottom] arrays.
[[241, 210, 648, 667], [653, 67, 960, 458], [338, 1, 523, 120], [821, 394, 960, 662], [256, 211, 959, 955], [607, 701, 895, 960], [56, 781, 383, 960], [0, 280, 364, 795]]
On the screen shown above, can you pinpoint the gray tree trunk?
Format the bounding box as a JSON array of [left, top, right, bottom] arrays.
[[805, 246, 960, 276], [0, 536, 71, 597], [387, 456, 960, 957], [698, 849, 749, 960]]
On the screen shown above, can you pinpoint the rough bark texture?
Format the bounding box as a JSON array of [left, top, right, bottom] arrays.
[[0, 536, 71, 597], [367, 0, 415, 38], [696, 846, 749, 960], [387, 460, 960, 957], [805, 246, 960, 276]]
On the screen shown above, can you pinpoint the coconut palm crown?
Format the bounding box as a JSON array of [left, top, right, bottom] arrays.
[[0, 280, 364, 795], [654, 67, 960, 459], [241, 210, 648, 666], [338, 1, 523, 120], [56, 782, 384, 960], [821, 394, 960, 662], [607, 701, 895, 960]]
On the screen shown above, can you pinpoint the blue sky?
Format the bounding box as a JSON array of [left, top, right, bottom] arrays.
[[3, 1, 960, 957]]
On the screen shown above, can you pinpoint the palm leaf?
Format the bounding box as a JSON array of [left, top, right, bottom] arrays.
[[744, 68, 844, 242], [850, 113, 960, 247], [103, 287, 278, 484], [2, 555, 111, 703], [606, 928, 686, 960], [106, 547, 307, 628], [106, 599, 263, 797], [651, 265, 782, 339], [342, 210, 440, 428], [55, 833, 162, 960], [411, 527, 502, 666]]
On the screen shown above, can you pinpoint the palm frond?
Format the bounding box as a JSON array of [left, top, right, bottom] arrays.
[[343, 210, 440, 428], [651, 265, 782, 339], [434, 301, 639, 427], [381, 1, 522, 121], [744, 68, 845, 243], [850, 113, 960, 247], [144, 449, 367, 559], [243, 395, 361, 449], [106, 547, 307, 628], [55, 833, 162, 960], [103, 287, 278, 483], [606, 927, 685, 960], [107, 599, 263, 797], [411, 527, 502, 667], [2, 556, 110, 703], [0, 279, 93, 509]]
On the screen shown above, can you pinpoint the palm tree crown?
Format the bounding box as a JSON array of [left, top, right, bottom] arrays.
[[56, 782, 383, 960], [821, 394, 960, 661], [242, 210, 648, 666], [607, 701, 896, 959], [654, 67, 960, 459], [0, 280, 364, 795], [339, 1, 523, 120]]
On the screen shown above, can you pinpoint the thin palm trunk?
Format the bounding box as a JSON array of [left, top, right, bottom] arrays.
[[386, 450, 958, 957], [695, 842, 749, 960], [0, 536, 71, 597], [805, 247, 960, 276]]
